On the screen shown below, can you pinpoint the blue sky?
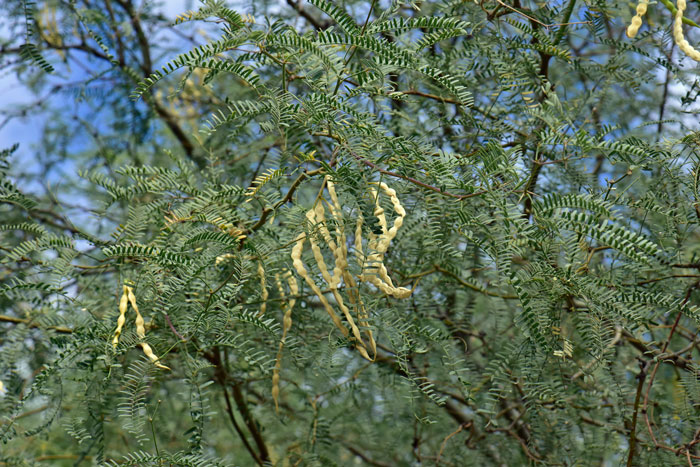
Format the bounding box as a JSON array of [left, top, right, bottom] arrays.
[[2, 0, 698, 198], [0, 0, 191, 181], [0, 0, 198, 244]]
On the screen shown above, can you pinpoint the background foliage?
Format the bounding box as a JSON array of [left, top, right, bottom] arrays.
[[2, 0, 700, 465]]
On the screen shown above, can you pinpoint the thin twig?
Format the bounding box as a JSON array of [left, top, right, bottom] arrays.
[[345, 145, 487, 200], [163, 314, 186, 341], [642, 280, 700, 459], [436, 423, 471, 464], [0, 314, 72, 333]]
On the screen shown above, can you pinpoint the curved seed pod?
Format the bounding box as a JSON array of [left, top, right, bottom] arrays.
[[314, 196, 338, 252], [376, 182, 406, 252], [126, 286, 146, 339], [112, 287, 129, 347], [307, 208, 335, 288], [141, 342, 170, 370], [292, 219, 347, 335], [306, 207, 368, 356], [674, 0, 700, 61], [626, 0, 649, 38], [355, 183, 411, 299], [257, 261, 268, 317], [328, 179, 377, 356], [363, 271, 413, 299], [111, 284, 169, 370], [288, 178, 410, 362], [292, 212, 371, 360], [272, 272, 298, 412]]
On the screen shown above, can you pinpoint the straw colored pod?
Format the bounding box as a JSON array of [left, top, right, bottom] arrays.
[[111, 284, 170, 370], [673, 0, 700, 61], [626, 0, 649, 38], [289, 176, 412, 362], [271, 272, 298, 412]]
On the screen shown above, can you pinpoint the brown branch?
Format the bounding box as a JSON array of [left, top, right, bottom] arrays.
[[657, 43, 674, 135], [0, 404, 49, 426], [244, 167, 324, 235], [152, 102, 200, 162], [285, 0, 330, 30], [622, 331, 693, 371], [436, 423, 471, 465], [642, 280, 700, 459], [521, 155, 544, 218], [0, 314, 72, 334], [626, 361, 648, 467], [112, 0, 201, 166], [230, 383, 270, 463], [336, 440, 393, 467], [212, 350, 263, 466], [221, 381, 262, 466], [638, 274, 700, 286], [34, 455, 93, 461], [114, 0, 152, 73], [485, 425, 543, 462], [104, 0, 127, 67], [399, 90, 529, 139], [433, 264, 518, 298], [39, 40, 111, 61], [163, 314, 186, 341]]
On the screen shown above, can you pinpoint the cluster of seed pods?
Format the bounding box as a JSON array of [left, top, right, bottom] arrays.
[[354, 182, 412, 300], [112, 284, 170, 370], [110, 177, 410, 407], [627, 0, 700, 61], [260, 177, 410, 409], [290, 176, 411, 363], [270, 271, 298, 412]]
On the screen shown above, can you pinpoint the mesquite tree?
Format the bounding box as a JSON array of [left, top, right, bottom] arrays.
[[2, 0, 700, 465]]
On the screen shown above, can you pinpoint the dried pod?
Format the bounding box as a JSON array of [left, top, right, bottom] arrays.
[[141, 342, 170, 370], [673, 0, 700, 61], [112, 287, 129, 347], [271, 272, 298, 412], [287, 176, 411, 362], [110, 283, 169, 370], [626, 0, 649, 38]]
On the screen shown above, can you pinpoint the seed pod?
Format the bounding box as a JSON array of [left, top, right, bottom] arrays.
[[257, 261, 268, 317], [355, 183, 411, 299], [288, 177, 410, 362], [292, 214, 355, 347], [215, 253, 236, 265], [626, 0, 649, 38], [141, 342, 170, 370], [126, 286, 146, 339], [272, 272, 298, 412], [110, 283, 169, 370], [112, 286, 129, 347], [305, 206, 368, 356], [673, 0, 700, 61], [328, 179, 376, 356]]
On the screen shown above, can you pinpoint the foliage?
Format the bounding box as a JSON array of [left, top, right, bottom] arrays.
[[2, 0, 700, 465]]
